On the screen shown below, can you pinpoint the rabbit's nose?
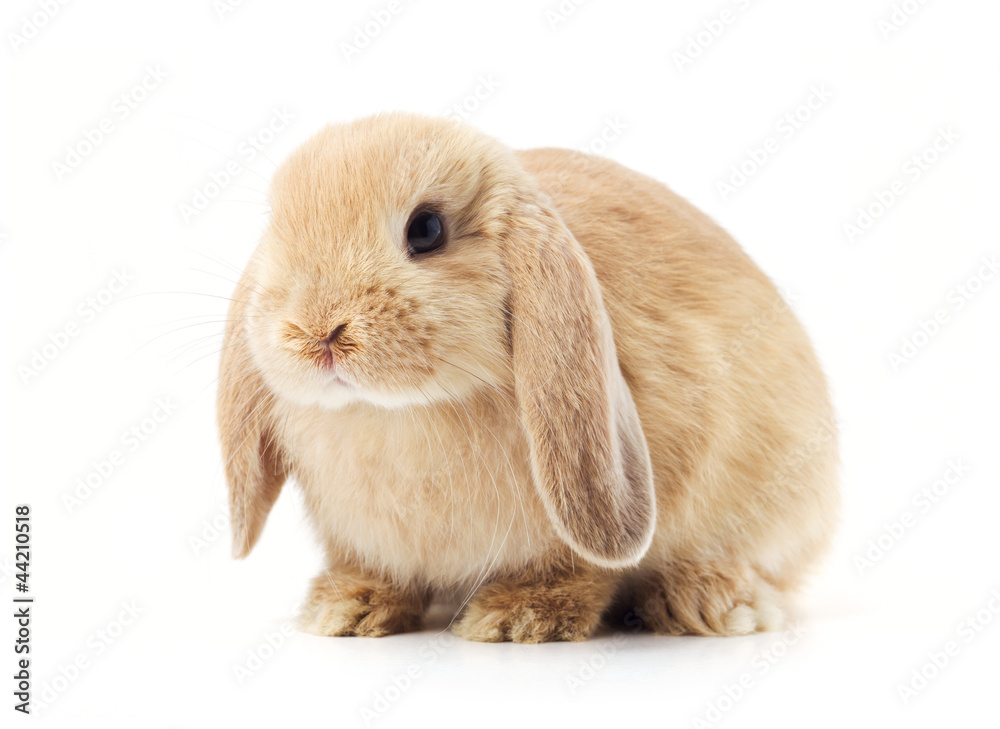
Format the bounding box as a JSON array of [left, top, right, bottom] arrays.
[[319, 323, 348, 348]]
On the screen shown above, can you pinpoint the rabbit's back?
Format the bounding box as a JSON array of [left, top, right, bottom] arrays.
[[519, 148, 838, 589]]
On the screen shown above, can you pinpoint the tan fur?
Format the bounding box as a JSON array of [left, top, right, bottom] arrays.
[[217, 113, 838, 642], [453, 556, 618, 643], [299, 561, 429, 637]]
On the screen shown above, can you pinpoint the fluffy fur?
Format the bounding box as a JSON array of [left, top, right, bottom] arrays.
[[216, 113, 838, 643]]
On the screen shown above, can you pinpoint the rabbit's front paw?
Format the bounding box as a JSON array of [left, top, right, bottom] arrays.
[[299, 569, 425, 637], [454, 568, 615, 643]]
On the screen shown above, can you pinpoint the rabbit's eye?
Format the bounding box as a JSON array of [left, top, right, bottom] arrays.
[[406, 211, 445, 255]]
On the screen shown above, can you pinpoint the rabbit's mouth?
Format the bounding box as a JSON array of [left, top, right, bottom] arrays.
[[308, 346, 360, 392], [323, 368, 355, 389]]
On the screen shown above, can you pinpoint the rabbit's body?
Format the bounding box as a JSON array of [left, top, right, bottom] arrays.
[[219, 115, 837, 642]]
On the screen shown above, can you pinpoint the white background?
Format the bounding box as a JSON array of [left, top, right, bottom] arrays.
[[3, 0, 999, 727]]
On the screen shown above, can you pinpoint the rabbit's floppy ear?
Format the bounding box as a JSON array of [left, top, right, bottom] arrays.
[[217, 273, 288, 559], [502, 195, 656, 568]]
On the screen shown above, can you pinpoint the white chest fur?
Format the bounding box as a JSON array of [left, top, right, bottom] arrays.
[[278, 396, 557, 591]]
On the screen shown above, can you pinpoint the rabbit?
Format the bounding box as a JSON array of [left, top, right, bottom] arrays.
[[217, 112, 838, 643]]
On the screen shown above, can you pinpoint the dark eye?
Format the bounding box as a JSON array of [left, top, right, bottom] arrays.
[[406, 211, 445, 255]]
